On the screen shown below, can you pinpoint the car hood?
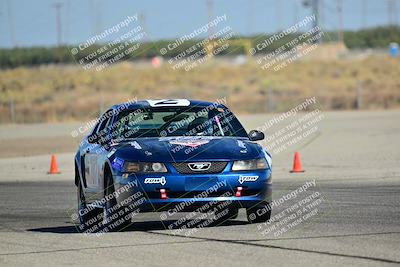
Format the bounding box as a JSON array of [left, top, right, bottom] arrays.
[[111, 136, 264, 162]]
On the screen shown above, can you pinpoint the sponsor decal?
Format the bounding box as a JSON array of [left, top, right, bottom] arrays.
[[237, 140, 248, 153], [188, 162, 211, 171], [169, 138, 210, 148], [239, 175, 259, 184], [147, 99, 190, 107], [112, 157, 125, 171], [130, 141, 142, 149], [159, 136, 216, 142], [144, 176, 166, 185], [145, 151, 152, 156]]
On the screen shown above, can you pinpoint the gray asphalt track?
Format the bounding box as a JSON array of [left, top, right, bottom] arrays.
[[0, 179, 399, 266], [0, 111, 399, 266]]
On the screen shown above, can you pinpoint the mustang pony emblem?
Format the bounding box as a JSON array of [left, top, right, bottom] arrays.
[[188, 162, 211, 171], [169, 139, 210, 148]]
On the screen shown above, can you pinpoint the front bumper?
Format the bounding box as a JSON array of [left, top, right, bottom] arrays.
[[113, 168, 272, 212]]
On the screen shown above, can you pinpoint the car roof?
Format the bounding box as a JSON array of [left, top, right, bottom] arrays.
[[110, 99, 227, 111]]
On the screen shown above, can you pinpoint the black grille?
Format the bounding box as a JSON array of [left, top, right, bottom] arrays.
[[172, 162, 228, 174]]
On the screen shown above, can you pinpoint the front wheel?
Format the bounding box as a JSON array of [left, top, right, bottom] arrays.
[[103, 171, 133, 231], [246, 202, 271, 223], [77, 182, 103, 233]]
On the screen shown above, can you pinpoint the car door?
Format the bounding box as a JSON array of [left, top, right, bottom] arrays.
[[84, 113, 112, 201]]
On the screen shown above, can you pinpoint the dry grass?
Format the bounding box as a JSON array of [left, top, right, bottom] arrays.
[[0, 54, 399, 123]]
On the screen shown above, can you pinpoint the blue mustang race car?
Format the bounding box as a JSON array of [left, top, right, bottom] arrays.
[[75, 99, 272, 233]]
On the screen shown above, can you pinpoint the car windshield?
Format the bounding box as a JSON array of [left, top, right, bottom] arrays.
[[110, 106, 248, 140]]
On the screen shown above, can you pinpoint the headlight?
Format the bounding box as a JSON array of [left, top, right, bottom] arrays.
[[231, 158, 268, 171], [124, 162, 168, 173]]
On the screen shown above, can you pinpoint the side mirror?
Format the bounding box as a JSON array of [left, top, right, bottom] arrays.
[[248, 130, 265, 141]]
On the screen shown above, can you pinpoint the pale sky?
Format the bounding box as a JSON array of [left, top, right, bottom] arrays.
[[0, 0, 397, 48]]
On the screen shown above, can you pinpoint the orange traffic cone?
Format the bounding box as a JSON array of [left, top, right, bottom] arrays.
[[48, 154, 61, 174], [290, 151, 305, 173]]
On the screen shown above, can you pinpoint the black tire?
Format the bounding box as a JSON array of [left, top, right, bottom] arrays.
[[103, 171, 132, 231], [77, 182, 103, 233], [246, 202, 271, 223]]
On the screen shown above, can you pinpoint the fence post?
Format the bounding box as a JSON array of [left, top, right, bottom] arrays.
[[9, 99, 15, 123], [267, 85, 274, 112], [99, 91, 104, 116], [356, 80, 362, 110]]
